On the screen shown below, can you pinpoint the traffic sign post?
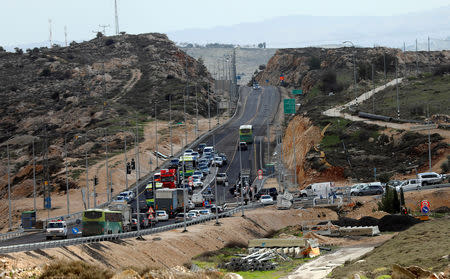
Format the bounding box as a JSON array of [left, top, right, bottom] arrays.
[[44, 197, 51, 209], [284, 99, 296, 114], [258, 169, 263, 180]]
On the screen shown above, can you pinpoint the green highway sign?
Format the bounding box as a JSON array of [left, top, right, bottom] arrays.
[[284, 99, 296, 114], [292, 89, 303, 95]]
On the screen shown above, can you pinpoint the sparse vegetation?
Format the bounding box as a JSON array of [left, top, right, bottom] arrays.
[[39, 260, 113, 279]]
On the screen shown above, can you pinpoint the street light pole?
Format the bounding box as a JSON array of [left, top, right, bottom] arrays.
[[105, 129, 110, 202], [32, 138, 37, 213], [64, 136, 70, 215], [396, 59, 400, 119], [7, 142, 12, 230], [238, 134, 244, 217], [84, 135, 90, 209], [155, 102, 159, 169], [208, 83, 211, 131], [195, 85, 199, 139], [343, 41, 357, 101], [124, 134, 128, 190], [169, 95, 173, 157]]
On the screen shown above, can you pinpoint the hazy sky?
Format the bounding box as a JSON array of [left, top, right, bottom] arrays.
[[1, 0, 449, 46]]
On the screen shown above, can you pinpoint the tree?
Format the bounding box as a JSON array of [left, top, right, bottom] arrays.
[[14, 47, 23, 54], [96, 32, 103, 39], [0, 46, 5, 52], [378, 185, 401, 214], [392, 189, 400, 213], [309, 56, 321, 70], [399, 188, 405, 206]]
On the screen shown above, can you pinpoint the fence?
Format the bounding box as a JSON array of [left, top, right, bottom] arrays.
[[0, 203, 262, 254]]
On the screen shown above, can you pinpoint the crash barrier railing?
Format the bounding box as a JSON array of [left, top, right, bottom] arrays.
[[43, 88, 244, 227], [0, 229, 25, 242], [0, 202, 262, 254]]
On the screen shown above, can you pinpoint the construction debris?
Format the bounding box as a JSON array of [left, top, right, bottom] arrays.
[[277, 191, 293, 210], [248, 238, 306, 248], [219, 250, 280, 271]]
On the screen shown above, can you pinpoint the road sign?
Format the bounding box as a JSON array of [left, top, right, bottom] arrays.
[[421, 206, 429, 214], [257, 169, 263, 180], [44, 197, 51, 209], [279, 75, 284, 81], [410, 124, 437, 131], [188, 176, 193, 182], [188, 181, 194, 187], [72, 227, 79, 234], [292, 89, 303, 95], [421, 200, 430, 209], [284, 99, 296, 114]]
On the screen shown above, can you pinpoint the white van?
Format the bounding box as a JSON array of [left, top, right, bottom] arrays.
[[300, 182, 335, 198], [396, 179, 422, 192], [45, 220, 68, 240], [417, 172, 443, 185]]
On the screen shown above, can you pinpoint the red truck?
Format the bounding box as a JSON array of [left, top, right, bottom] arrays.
[[160, 169, 177, 189]]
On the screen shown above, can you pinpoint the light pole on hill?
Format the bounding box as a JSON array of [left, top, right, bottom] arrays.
[[343, 41, 357, 102]]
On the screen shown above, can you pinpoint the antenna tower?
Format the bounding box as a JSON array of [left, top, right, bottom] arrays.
[[48, 19, 53, 48], [114, 0, 120, 35], [64, 26, 68, 47]]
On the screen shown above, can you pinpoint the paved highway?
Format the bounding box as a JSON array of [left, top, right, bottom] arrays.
[[0, 86, 280, 247]]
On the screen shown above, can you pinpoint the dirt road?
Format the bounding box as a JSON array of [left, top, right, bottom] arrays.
[[283, 247, 374, 279]]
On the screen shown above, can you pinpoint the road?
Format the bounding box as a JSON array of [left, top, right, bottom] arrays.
[[0, 86, 280, 247]]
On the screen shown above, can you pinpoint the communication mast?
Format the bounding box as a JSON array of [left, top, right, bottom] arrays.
[[64, 25, 68, 47], [48, 19, 53, 48], [114, 0, 120, 35]]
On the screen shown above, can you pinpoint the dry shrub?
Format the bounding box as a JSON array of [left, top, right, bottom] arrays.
[[39, 260, 113, 279]]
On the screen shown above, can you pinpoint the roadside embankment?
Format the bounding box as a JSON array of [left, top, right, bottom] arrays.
[[0, 207, 338, 271]]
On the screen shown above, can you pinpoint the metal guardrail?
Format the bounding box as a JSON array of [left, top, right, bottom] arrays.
[[0, 203, 262, 254], [0, 229, 25, 242]]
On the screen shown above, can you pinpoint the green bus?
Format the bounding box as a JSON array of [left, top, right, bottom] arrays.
[[145, 182, 163, 207], [179, 155, 196, 177], [81, 209, 123, 236], [239, 125, 253, 143]]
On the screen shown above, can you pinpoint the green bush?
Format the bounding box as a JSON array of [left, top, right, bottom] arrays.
[[378, 185, 400, 213]]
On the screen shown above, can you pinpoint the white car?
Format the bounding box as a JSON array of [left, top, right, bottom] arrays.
[[396, 179, 422, 192], [189, 209, 201, 216], [193, 171, 204, 180], [193, 178, 203, 188], [350, 184, 367, 196], [216, 173, 228, 184], [184, 149, 194, 155], [203, 146, 215, 154], [119, 191, 135, 201], [155, 210, 169, 221], [198, 209, 212, 216], [213, 156, 224, 167], [45, 221, 68, 240], [187, 212, 198, 219], [260, 195, 274, 205], [114, 195, 126, 202], [417, 172, 443, 185]]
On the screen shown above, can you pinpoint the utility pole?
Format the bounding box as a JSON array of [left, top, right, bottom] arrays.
[[182, 148, 187, 233], [396, 59, 400, 119], [416, 39, 419, 75], [267, 120, 270, 164], [238, 134, 244, 217], [208, 83, 211, 131], [7, 142, 12, 230], [214, 135, 219, 226], [85, 136, 90, 209], [372, 63, 375, 114], [195, 85, 199, 139], [155, 102, 159, 169], [105, 129, 110, 202], [124, 134, 128, 190], [427, 105, 432, 172], [169, 95, 173, 157], [184, 56, 188, 147], [293, 131, 297, 186], [114, 0, 120, 35], [99, 24, 110, 36], [135, 117, 140, 181], [428, 36, 431, 73], [64, 137, 70, 215], [32, 138, 37, 213]]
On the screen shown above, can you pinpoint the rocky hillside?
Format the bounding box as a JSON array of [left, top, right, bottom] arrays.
[[0, 33, 216, 199], [254, 47, 450, 92]]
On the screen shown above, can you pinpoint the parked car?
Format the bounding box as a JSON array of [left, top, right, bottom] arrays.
[[354, 184, 384, 196], [197, 143, 207, 153], [238, 142, 248, 151], [350, 184, 367, 196], [213, 156, 224, 167], [417, 172, 443, 185], [216, 173, 228, 184], [155, 210, 169, 221], [396, 179, 422, 192]]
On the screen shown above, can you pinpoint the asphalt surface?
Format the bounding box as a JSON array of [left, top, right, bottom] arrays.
[[0, 86, 280, 247]]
